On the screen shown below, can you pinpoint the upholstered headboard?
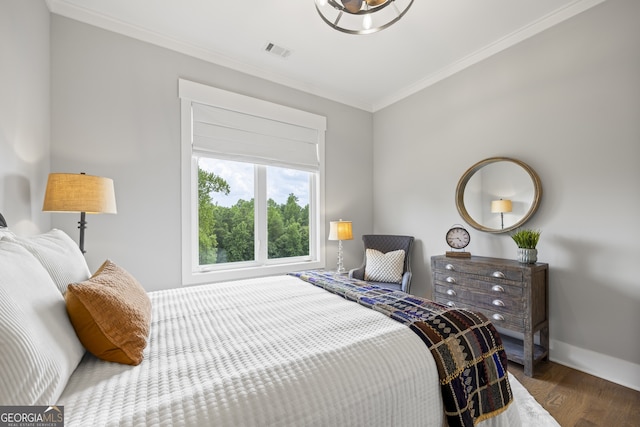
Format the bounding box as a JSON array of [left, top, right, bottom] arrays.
[[0, 212, 7, 228]]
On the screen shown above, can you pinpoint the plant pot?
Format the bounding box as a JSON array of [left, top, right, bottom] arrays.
[[517, 248, 538, 264]]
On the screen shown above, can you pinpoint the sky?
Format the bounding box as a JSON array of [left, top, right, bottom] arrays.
[[199, 158, 310, 208]]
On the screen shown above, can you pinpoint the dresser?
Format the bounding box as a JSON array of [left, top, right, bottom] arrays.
[[431, 255, 549, 376]]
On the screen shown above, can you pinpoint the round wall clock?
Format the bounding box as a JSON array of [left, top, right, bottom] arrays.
[[446, 225, 471, 258]]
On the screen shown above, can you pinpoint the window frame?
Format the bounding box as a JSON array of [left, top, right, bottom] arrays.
[[179, 79, 326, 285]]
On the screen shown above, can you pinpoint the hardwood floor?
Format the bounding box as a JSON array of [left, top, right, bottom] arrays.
[[509, 360, 640, 427]]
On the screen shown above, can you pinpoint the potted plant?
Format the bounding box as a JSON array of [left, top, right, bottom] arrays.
[[510, 228, 541, 263]]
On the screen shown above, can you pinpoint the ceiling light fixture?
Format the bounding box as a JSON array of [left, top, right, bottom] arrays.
[[315, 0, 414, 35]]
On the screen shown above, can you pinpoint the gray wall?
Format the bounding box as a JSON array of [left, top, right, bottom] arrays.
[[50, 15, 373, 290], [0, 0, 51, 235], [373, 0, 639, 389]]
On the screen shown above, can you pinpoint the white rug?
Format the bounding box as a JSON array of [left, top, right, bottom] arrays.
[[509, 373, 561, 427]]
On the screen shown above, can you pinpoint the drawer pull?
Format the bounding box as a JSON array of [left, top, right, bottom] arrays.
[[445, 277, 456, 284], [492, 313, 505, 321], [491, 285, 505, 293], [446, 301, 456, 307], [445, 263, 455, 271], [446, 289, 457, 296], [492, 299, 505, 307], [492, 271, 506, 278]]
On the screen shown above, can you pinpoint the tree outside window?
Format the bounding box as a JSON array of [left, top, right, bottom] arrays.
[[198, 158, 311, 267]]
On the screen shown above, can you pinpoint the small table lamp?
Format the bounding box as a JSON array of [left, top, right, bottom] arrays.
[[43, 172, 117, 254], [328, 219, 353, 273], [491, 199, 512, 230]]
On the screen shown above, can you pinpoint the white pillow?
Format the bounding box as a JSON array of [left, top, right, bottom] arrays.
[[2, 229, 90, 295], [0, 241, 85, 405], [0, 227, 14, 238], [364, 248, 406, 283]]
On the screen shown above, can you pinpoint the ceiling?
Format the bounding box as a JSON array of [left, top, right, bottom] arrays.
[[46, 0, 604, 112]]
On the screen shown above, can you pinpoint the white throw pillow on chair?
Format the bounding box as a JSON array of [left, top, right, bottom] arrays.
[[364, 249, 405, 284]]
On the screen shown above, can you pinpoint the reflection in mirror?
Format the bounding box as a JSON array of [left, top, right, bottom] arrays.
[[456, 157, 542, 233], [464, 162, 533, 230]]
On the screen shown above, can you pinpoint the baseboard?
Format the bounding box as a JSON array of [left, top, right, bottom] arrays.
[[549, 339, 640, 392]]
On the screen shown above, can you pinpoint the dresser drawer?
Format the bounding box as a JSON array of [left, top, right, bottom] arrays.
[[434, 295, 525, 331], [434, 283, 523, 314], [433, 272, 524, 296], [433, 258, 523, 281], [472, 307, 524, 331]]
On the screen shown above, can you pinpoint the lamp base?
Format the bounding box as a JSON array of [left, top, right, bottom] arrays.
[[336, 239, 345, 273], [78, 211, 87, 254]]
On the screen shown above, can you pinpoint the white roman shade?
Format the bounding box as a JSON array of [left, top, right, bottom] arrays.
[[180, 79, 326, 173], [192, 102, 319, 171]]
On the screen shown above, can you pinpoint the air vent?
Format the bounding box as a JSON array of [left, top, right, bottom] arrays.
[[264, 42, 292, 59]]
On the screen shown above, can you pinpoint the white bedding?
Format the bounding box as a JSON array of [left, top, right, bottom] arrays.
[[59, 275, 522, 426]]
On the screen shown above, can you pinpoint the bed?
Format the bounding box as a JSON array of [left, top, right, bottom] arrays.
[[0, 224, 547, 427]]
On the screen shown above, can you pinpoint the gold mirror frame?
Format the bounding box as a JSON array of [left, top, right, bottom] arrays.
[[455, 157, 542, 233]]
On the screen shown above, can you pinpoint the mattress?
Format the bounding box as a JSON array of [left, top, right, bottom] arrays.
[[59, 275, 521, 426]]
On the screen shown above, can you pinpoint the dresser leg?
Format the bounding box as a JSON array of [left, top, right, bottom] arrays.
[[524, 333, 533, 376], [540, 324, 549, 361]]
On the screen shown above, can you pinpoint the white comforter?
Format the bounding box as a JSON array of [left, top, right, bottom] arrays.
[[59, 275, 521, 426]]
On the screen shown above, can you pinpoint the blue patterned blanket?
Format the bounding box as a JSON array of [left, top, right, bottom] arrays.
[[290, 270, 513, 427]]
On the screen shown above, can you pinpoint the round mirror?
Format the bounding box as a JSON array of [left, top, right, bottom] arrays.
[[455, 157, 542, 233]]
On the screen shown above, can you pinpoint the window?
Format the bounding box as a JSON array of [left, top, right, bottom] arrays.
[[197, 158, 312, 265], [179, 79, 326, 285]]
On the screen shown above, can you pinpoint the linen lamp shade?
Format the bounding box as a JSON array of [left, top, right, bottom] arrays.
[[328, 220, 353, 241], [43, 173, 117, 254], [43, 173, 117, 214], [490, 199, 512, 214]]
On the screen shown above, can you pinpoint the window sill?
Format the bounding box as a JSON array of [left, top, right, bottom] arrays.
[[182, 260, 324, 286]]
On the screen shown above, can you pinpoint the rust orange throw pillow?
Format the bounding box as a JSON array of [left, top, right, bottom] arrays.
[[65, 260, 151, 365]]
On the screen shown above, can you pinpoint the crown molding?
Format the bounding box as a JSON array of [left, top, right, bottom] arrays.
[[47, 0, 605, 114], [372, 0, 607, 112], [46, 0, 373, 111]]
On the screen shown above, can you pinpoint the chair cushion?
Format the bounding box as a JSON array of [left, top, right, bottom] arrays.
[[364, 248, 405, 284], [368, 281, 403, 291], [65, 259, 151, 366]]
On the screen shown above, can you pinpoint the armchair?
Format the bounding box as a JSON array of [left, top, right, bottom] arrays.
[[349, 234, 414, 294]]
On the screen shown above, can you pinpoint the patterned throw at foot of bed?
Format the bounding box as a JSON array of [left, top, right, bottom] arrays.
[[290, 270, 513, 427]]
